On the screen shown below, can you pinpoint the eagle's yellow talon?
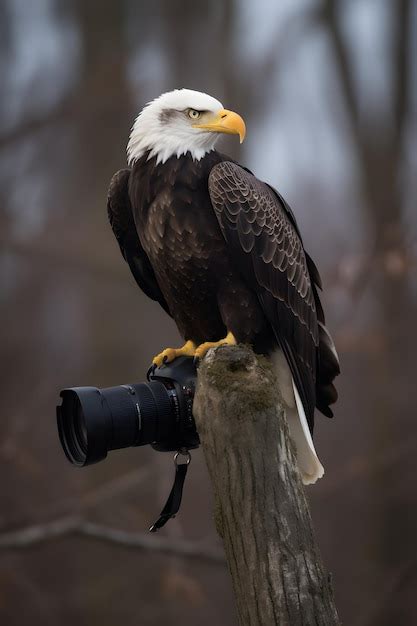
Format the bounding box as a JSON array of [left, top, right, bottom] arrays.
[[152, 340, 196, 367], [194, 332, 236, 360]]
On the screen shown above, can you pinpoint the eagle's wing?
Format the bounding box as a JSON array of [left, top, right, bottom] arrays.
[[107, 169, 171, 316], [208, 161, 320, 431]]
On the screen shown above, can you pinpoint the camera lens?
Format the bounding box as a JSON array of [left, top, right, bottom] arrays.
[[74, 400, 87, 454], [57, 389, 97, 466], [57, 381, 177, 467]]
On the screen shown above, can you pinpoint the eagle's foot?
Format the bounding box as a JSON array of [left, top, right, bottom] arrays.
[[194, 332, 237, 361], [152, 340, 196, 367]]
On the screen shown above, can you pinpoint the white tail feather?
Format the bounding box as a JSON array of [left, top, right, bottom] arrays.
[[290, 380, 324, 484], [271, 349, 324, 485]]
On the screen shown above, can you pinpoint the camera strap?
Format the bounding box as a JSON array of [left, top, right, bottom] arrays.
[[149, 450, 191, 532]]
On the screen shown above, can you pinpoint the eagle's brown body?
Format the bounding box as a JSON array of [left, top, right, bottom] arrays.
[[128, 151, 271, 351], [108, 150, 339, 434]]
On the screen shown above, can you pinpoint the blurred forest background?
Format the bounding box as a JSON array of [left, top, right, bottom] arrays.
[[1, 0, 416, 624]]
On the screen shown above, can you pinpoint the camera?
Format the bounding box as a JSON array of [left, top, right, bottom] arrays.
[[56, 357, 199, 467]]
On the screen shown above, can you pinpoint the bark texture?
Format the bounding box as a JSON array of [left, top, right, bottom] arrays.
[[193, 345, 340, 626]]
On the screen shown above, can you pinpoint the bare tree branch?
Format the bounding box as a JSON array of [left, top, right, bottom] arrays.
[[0, 516, 225, 563], [393, 0, 411, 158], [321, 0, 361, 139], [0, 100, 73, 151], [0, 517, 81, 548], [320, 0, 410, 260]]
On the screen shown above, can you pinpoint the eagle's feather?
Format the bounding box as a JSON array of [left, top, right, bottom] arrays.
[[107, 168, 171, 316], [209, 161, 329, 431]]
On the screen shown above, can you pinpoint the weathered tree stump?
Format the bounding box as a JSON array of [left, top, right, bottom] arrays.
[[193, 344, 340, 626]]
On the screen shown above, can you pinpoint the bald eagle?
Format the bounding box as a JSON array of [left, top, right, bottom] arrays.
[[107, 89, 339, 484]]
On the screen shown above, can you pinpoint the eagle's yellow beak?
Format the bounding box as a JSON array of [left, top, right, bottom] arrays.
[[192, 109, 246, 144]]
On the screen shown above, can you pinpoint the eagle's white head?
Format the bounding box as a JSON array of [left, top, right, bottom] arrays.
[[127, 89, 246, 165]]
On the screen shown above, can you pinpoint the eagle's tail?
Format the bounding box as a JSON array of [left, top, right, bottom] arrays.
[[271, 350, 324, 485], [289, 379, 324, 484]]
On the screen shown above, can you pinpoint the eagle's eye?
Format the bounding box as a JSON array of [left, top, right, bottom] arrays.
[[188, 109, 201, 120]]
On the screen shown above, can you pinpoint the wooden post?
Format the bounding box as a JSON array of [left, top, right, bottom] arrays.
[[193, 345, 340, 626]]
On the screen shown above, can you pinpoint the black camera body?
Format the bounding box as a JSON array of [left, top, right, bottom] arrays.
[[57, 357, 199, 468]]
